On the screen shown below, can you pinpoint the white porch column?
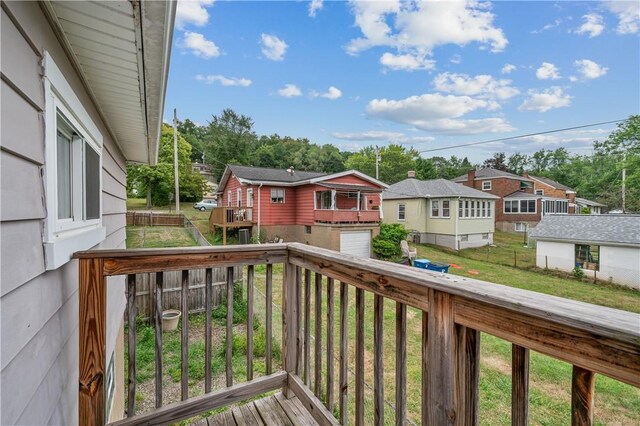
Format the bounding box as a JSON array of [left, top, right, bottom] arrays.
[[379, 193, 383, 219], [331, 189, 336, 210], [357, 191, 361, 210]]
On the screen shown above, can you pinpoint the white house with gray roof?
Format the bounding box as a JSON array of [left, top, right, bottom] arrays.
[[382, 174, 499, 250], [530, 215, 640, 289]]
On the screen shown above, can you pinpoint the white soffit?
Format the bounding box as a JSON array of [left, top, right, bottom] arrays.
[[45, 1, 175, 165]]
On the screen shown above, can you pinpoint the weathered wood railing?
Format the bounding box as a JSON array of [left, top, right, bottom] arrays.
[[76, 243, 640, 426]]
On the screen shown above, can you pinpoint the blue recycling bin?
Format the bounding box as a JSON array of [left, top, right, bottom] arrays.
[[426, 262, 450, 273], [414, 259, 430, 269]]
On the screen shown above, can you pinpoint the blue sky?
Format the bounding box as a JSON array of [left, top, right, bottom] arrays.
[[165, 0, 640, 162]]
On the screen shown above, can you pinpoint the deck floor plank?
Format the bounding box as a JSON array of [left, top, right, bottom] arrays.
[[207, 410, 236, 426], [192, 395, 318, 426], [275, 393, 319, 426]]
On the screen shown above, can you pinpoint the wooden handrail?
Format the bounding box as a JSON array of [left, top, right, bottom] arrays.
[[77, 243, 640, 426]]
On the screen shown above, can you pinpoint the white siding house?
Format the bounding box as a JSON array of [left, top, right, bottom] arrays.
[[382, 175, 499, 250], [0, 1, 174, 424], [530, 215, 640, 289]]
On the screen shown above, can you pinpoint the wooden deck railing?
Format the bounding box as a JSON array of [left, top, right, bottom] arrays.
[[209, 206, 254, 227], [75, 243, 640, 426]]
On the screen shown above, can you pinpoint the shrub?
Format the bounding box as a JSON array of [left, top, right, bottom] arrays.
[[573, 266, 585, 279], [373, 223, 409, 260], [212, 282, 248, 324]]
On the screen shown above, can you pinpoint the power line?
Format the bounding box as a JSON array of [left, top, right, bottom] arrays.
[[418, 118, 625, 154]]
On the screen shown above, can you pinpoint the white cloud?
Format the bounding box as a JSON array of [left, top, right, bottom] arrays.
[[365, 93, 514, 134], [195, 74, 252, 87], [518, 87, 572, 112], [379, 52, 435, 71], [260, 34, 288, 61], [176, 0, 215, 29], [576, 13, 605, 37], [346, 0, 507, 70], [501, 64, 516, 74], [332, 131, 435, 144], [604, 1, 640, 34], [536, 62, 561, 80], [311, 86, 343, 100], [180, 31, 220, 58], [433, 72, 519, 100], [450, 54, 462, 64], [532, 18, 563, 34], [309, 0, 323, 17], [277, 84, 302, 98], [573, 59, 608, 80]]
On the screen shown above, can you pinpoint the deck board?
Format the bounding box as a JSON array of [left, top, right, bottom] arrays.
[[197, 394, 318, 426]]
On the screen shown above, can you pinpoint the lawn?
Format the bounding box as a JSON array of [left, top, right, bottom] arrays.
[[451, 230, 537, 269], [126, 226, 198, 248]]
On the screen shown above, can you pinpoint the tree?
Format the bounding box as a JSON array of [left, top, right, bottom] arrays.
[[128, 124, 207, 206], [507, 152, 529, 175], [345, 144, 420, 184], [483, 152, 508, 171]]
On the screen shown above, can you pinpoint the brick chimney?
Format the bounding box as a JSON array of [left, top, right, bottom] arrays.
[[407, 170, 416, 178], [523, 171, 530, 178], [467, 169, 476, 184]]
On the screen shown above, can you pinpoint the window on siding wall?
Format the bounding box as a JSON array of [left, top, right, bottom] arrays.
[[535, 189, 544, 195], [442, 200, 450, 217], [271, 188, 285, 203], [237, 189, 242, 207], [459, 199, 492, 218], [43, 53, 105, 270], [227, 190, 232, 207], [398, 204, 406, 221], [431, 200, 439, 217]]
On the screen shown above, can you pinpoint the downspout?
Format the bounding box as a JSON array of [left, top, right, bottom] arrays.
[[455, 197, 461, 251], [257, 183, 263, 241]]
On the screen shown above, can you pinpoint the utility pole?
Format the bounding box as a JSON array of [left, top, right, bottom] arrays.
[[622, 151, 626, 213], [173, 108, 180, 213], [375, 147, 380, 180]]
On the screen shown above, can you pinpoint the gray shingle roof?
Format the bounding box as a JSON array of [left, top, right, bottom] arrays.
[[229, 165, 325, 183], [383, 178, 499, 200], [575, 197, 607, 207], [452, 168, 532, 182], [529, 175, 574, 192], [529, 215, 640, 246]]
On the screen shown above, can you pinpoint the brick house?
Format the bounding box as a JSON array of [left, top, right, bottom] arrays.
[[211, 165, 388, 257], [523, 173, 577, 213], [453, 169, 569, 232]]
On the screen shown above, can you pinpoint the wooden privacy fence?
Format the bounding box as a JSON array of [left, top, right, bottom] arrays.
[[126, 212, 184, 226], [131, 267, 241, 321]]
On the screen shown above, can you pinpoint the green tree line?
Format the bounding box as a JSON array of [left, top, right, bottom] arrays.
[[129, 110, 640, 212]]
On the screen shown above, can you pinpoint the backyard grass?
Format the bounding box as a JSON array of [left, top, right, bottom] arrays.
[[450, 230, 537, 269], [410, 242, 640, 313], [126, 226, 197, 248]]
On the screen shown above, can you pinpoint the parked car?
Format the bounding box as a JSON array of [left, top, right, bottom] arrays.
[[194, 199, 217, 211]]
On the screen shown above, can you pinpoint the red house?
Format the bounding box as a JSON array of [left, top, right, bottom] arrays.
[[210, 165, 388, 256]]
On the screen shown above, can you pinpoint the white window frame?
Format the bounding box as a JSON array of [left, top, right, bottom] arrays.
[[482, 181, 491, 191], [237, 188, 242, 208], [442, 200, 450, 218], [271, 188, 285, 203], [247, 188, 254, 208], [535, 189, 544, 195], [397, 204, 406, 221], [43, 52, 105, 270], [431, 200, 440, 217], [227, 190, 232, 207], [515, 222, 527, 232]]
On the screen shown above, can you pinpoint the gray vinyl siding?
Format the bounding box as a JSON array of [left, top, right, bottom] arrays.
[[1, 2, 127, 424]]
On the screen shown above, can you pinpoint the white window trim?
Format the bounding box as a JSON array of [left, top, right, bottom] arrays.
[[504, 199, 537, 214], [397, 203, 406, 221], [535, 189, 544, 195], [482, 181, 491, 191], [247, 188, 253, 208], [43, 52, 105, 270], [227, 190, 232, 207], [237, 188, 242, 207]]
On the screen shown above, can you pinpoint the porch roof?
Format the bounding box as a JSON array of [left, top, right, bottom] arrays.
[[317, 182, 383, 193]]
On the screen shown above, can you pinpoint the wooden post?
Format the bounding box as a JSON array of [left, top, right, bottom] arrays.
[[426, 289, 457, 425], [79, 258, 107, 426], [396, 302, 407, 426], [155, 272, 164, 408], [283, 262, 298, 398], [457, 325, 480, 426], [512, 344, 530, 426], [571, 366, 595, 426]]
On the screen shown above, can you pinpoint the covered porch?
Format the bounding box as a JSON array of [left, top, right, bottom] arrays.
[[314, 183, 382, 224]]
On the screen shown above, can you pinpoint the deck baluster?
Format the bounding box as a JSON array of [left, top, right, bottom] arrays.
[[373, 294, 384, 426], [226, 266, 234, 387], [512, 344, 530, 426], [571, 366, 595, 426], [266, 264, 273, 375], [304, 269, 311, 386], [247, 265, 254, 381], [181, 270, 189, 401], [127, 274, 137, 416], [396, 302, 407, 426], [339, 282, 349, 425], [355, 288, 365, 426], [155, 272, 164, 407], [314, 273, 323, 397], [326, 277, 335, 412]]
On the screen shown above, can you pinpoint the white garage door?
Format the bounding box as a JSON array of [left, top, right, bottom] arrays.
[[340, 231, 371, 258]]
